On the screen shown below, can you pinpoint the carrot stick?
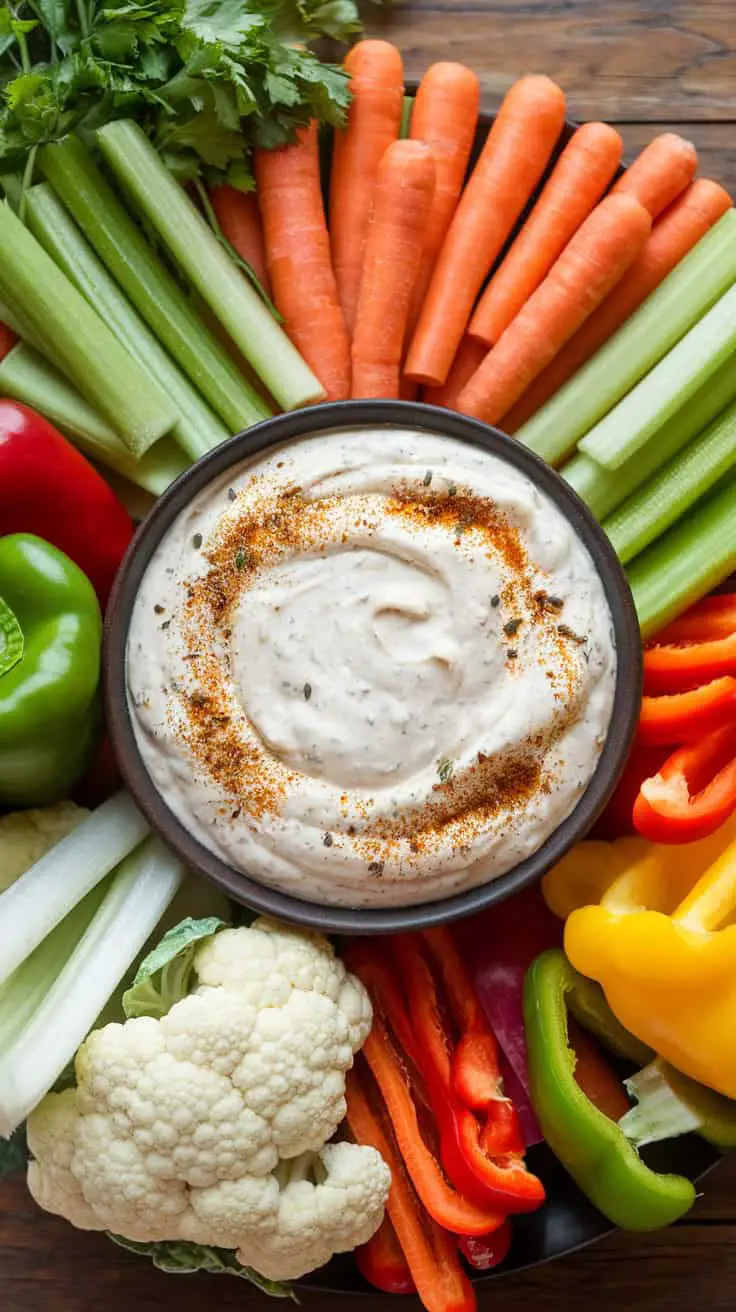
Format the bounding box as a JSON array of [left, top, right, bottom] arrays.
[[0, 322, 17, 362], [404, 75, 566, 387], [255, 122, 351, 402], [612, 132, 697, 218], [469, 122, 623, 345], [351, 140, 436, 399], [424, 337, 486, 409], [346, 1065, 477, 1312], [407, 62, 480, 336], [503, 178, 732, 433], [457, 193, 652, 425], [208, 185, 271, 295], [329, 40, 405, 337]]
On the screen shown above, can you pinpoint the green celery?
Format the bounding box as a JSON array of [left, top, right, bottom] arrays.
[[580, 283, 736, 470], [0, 343, 189, 496], [0, 202, 176, 456], [400, 95, 414, 138], [516, 211, 736, 466], [627, 480, 736, 640], [563, 353, 736, 520], [96, 120, 325, 412], [25, 183, 231, 463], [40, 137, 271, 434], [604, 400, 736, 563]]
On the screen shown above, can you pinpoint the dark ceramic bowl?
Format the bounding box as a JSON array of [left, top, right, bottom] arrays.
[[105, 399, 642, 934]]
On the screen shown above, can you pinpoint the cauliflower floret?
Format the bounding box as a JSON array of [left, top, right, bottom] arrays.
[[27, 921, 385, 1283], [0, 802, 87, 892]]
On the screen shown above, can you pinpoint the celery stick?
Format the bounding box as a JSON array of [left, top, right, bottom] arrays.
[[563, 353, 736, 520], [40, 137, 271, 434], [0, 202, 176, 456], [627, 480, 736, 640], [97, 120, 325, 412], [605, 401, 736, 563], [0, 343, 189, 496], [516, 211, 736, 465], [400, 95, 414, 138], [25, 183, 230, 462], [581, 283, 736, 470]]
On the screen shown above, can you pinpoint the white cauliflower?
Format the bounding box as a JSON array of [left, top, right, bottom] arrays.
[[0, 802, 88, 892], [26, 917, 389, 1281]]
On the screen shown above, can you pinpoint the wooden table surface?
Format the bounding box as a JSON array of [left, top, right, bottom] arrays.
[[3, 1, 736, 1307]]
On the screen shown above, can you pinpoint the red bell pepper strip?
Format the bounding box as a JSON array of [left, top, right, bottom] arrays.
[[0, 322, 18, 360], [0, 401, 133, 608], [656, 594, 736, 645], [643, 634, 736, 694], [355, 1216, 416, 1295], [633, 721, 736, 843], [457, 1221, 512, 1271], [592, 742, 671, 839], [637, 677, 736, 746], [346, 1064, 477, 1312]]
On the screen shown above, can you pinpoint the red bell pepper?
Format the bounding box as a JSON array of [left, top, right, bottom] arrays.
[[637, 676, 736, 746], [355, 1216, 416, 1295], [0, 402, 133, 607], [643, 595, 736, 696], [592, 742, 671, 838], [656, 594, 736, 645], [346, 1064, 477, 1312], [457, 1221, 512, 1271], [633, 721, 736, 843], [0, 323, 17, 360]]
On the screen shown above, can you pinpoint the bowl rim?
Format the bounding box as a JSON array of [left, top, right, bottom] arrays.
[[104, 399, 642, 934]]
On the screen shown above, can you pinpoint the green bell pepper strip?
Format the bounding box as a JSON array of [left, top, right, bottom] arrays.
[[0, 534, 101, 807], [565, 969, 654, 1067], [523, 949, 696, 1231]]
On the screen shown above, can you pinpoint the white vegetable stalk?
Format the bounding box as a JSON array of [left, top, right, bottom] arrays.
[[619, 1060, 702, 1147], [0, 836, 185, 1137], [0, 792, 149, 989]]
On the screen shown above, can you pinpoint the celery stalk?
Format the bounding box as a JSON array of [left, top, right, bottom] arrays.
[[604, 401, 736, 562], [0, 343, 189, 495], [40, 137, 271, 434], [0, 202, 176, 456], [400, 95, 414, 137], [97, 120, 325, 412], [581, 284, 736, 470], [627, 480, 736, 640], [0, 836, 184, 1136], [516, 211, 736, 465], [25, 183, 230, 462]]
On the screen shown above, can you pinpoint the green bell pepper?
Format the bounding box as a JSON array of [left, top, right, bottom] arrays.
[[523, 949, 696, 1231], [0, 533, 101, 807]]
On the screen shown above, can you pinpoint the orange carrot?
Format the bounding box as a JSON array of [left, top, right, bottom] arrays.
[[424, 336, 486, 409], [457, 193, 652, 425], [407, 62, 480, 335], [0, 322, 17, 362], [469, 122, 623, 345], [503, 177, 732, 432], [612, 132, 697, 218], [209, 185, 271, 295], [404, 75, 566, 387], [329, 40, 405, 336], [352, 140, 436, 399], [255, 122, 351, 402], [568, 1019, 632, 1122]]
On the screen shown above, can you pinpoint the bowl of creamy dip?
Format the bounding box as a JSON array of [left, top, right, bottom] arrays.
[[105, 401, 641, 933]]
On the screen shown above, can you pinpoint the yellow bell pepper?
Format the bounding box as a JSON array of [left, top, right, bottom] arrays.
[[565, 832, 736, 1099]]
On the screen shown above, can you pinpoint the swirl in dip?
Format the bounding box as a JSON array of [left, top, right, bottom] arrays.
[[127, 426, 616, 907]]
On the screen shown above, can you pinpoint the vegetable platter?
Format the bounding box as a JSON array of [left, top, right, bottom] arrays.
[[1, 5, 736, 1311]]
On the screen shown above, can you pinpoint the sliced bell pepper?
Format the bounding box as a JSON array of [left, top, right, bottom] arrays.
[[456, 1221, 512, 1271], [592, 744, 671, 839], [345, 1063, 476, 1312], [542, 836, 650, 919], [637, 676, 736, 745], [655, 593, 736, 645], [633, 722, 736, 843], [355, 1216, 416, 1295], [0, 534, 101, 807], [523, 950, 696, 1230], [0, 401, 133, 608]]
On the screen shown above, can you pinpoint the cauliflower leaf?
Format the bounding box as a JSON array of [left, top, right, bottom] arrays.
[[123, 916, 227, 1020], [108, 1234, 295, 1298]]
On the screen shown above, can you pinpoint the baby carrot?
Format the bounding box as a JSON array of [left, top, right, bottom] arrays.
[[208, 185, 271, 296], [329, 40, 405, 337], [255, 122, 351, 402], [504, 178, 732, 433], [407, 62, 480, 334], [612, 132, 697, 218], [457, 193, 652, 425], [352, 140, 436, 399], [469, 122, 623, 345], [404, 74, 566, 387], [424, 336, 486, 410]]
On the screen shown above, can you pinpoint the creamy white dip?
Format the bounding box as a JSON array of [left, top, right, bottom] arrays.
[[127, 427, 616, 907]]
